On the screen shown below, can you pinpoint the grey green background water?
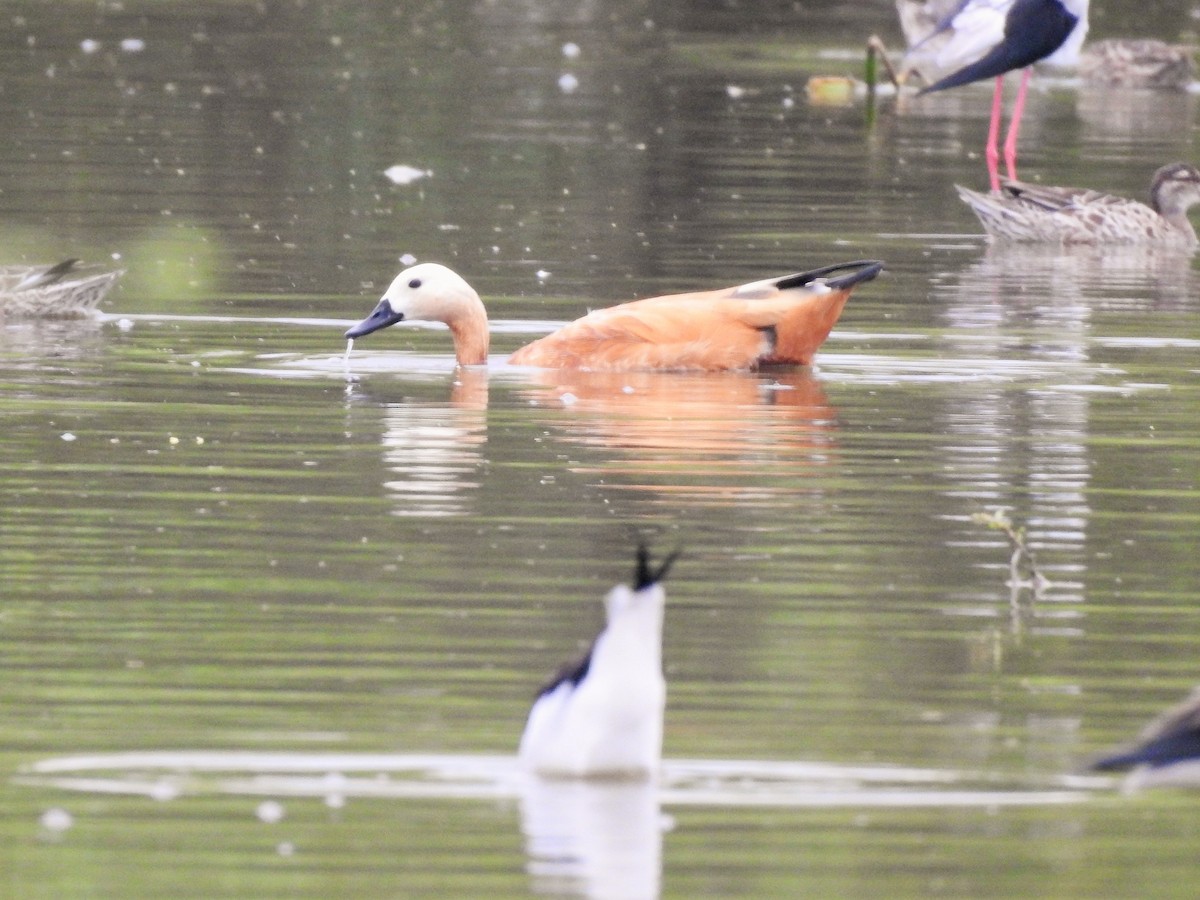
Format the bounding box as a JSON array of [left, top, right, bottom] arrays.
[[4, 0, 1200, 896]]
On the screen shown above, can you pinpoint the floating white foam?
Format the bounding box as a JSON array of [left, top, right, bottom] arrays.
[[16, 751, 1102, 809]]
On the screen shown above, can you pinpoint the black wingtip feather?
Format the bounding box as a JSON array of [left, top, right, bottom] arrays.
[[633, 544, 681, 591], [776, 260, 884, 292], [534, 644, 594, 700], [532, 546, 679, 699]]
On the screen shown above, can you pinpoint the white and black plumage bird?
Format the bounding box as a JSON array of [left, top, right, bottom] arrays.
[[518, 546, 679, 779], [905, 0, 1090, 191], [1092, 687, 1200, 785]]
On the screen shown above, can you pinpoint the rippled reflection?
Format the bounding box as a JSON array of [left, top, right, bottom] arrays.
[[516, 368, 838, 505], [372, 369, 489, 518], [1077, 84, 1196, 147], [521, 778, 662, 900], [931, 246, 1136, 614]]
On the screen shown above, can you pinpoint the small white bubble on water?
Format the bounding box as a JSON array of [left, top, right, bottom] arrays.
[[400, 253, 417, 266], [40, 808, 73, 832], [80, 39, 100, 54], [559, 392, 578, 406], [120, 38, 145, 53], [150, 781, 180, 802], [256, 800, 285, 824], [558, 73, 579, 93], [60, 432, 77, 442], [277, 841, 296, 857], [383, 165, 430, 186], [116, 317, 134, 331], [562, 42, 581, 59]]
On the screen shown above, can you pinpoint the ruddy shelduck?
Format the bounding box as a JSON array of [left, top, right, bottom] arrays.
[[344, 260, 883, 371], [906, 0, 1090, 191], [518, 546, 679, 779], [957, 163, 1200, 246]]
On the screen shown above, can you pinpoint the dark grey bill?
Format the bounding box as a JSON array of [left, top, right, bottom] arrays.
[[345, 299, 405, 339]]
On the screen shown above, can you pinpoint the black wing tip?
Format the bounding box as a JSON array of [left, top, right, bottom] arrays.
[[1090, 754, 1136, 773], [633, 544, 682, 591], [534, 644, 594, 700], [776, 260, 884, 292], [531, 545, 678, 698]]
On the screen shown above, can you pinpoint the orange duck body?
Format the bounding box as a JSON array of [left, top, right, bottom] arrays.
[[345, 261, 882, 372]]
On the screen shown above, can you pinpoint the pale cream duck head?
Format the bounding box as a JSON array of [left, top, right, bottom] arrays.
[[345, 262, 490, 365]]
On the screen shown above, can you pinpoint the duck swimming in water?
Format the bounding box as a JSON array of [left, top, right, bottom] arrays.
[[344, 260, 883, 371], [518, 546, 678, 779], [0, 259, 123, 318], [956, 163, 1200, 246]]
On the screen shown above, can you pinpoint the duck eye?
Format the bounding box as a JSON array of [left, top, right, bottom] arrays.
[[408, 278, 422, 289]]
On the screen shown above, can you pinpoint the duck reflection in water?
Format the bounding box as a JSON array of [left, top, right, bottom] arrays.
[[518, 368, 839, 504], [518, 546, 677, 899], [354, 364, 840, 517], [1092, 687, 1200, 790]]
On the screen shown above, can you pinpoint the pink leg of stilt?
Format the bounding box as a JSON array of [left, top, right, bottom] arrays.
[[985, 75, 1004, 192], [1003, 68, 1032, 182]]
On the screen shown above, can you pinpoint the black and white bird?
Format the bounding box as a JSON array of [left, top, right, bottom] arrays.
[[904, 0, 1091, 191], [518, 546, 679, 779], [1093, 687, 1200, 782]]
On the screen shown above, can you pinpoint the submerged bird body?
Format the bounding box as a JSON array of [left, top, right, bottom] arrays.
[[1093, 687, 1200, 773], [904, 0, 1090, 190], [518, 547, 678, 779], [0, 260, 122, 318], [344, 261, 883, 371], [956, 162, 1200, 245]]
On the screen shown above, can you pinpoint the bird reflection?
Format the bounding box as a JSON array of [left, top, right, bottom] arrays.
[[931, 242, 1194, 621], [520, 777, 662, 900], [515, 368, 838, 503], [358, 365, 839, 517], [374, 368, 488, 517]]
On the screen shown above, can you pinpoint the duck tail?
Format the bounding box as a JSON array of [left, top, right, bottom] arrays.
[[777, 260, 884, 292]]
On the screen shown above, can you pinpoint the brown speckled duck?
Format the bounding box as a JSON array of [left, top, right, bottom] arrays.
[[0, 260, 123, 317], [956, 163, 1200, 246]]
